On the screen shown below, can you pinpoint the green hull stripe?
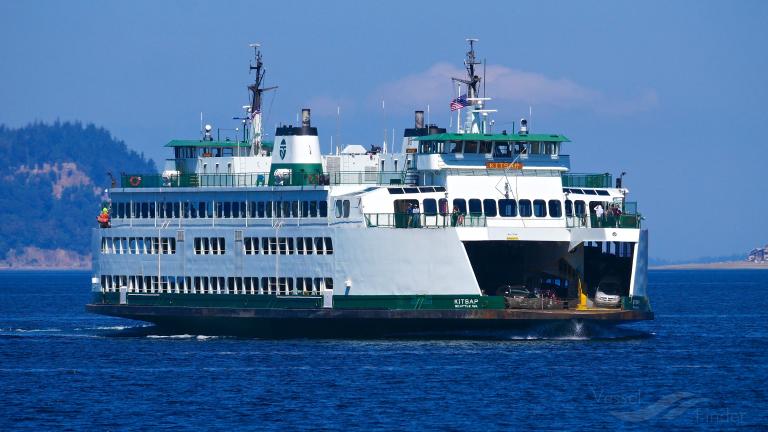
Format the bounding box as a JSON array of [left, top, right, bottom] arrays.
[[96, 293, 506, 310]]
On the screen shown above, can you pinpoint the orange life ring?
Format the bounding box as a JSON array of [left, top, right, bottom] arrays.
[[129, 176, 142, 187]]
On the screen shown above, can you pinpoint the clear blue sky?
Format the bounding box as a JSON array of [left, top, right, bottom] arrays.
[[1, 0, 766, 261]]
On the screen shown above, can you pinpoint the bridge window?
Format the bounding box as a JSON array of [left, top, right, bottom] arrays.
[[465, 141, 478, 154], [548, 200, 562, 218], [533, 200, 547, 217], [483, 199, 497, 217], [519, 200, 532, 217], [493, 143, 511, 158], [448, 141, 463, 153], [499, 199, 517, 217]]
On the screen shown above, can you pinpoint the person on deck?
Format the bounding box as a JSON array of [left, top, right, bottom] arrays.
[[97, 208, 111, 228], [411, 204, 421, 228], [594, 204, 604, 227]]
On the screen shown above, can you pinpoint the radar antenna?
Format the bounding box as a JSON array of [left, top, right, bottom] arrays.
[[451, 38, 482, 98]]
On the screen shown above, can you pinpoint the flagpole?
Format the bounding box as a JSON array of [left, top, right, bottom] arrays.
[[456, 84, 462, 133]]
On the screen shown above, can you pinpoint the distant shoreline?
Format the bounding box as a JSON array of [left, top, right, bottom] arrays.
[[0, 266, 91, 271], [651, 261, 768, 270]]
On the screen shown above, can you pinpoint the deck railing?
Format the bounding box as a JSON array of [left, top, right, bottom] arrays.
[[120, 171, 406, 188], [364, 213, 487, 228], [565, 214, 641, 229]]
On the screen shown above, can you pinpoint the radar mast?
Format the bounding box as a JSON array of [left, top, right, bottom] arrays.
[[248, 43, 277, 154]]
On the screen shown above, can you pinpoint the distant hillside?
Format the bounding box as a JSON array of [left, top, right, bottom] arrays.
[[0, 122, 156, 268]]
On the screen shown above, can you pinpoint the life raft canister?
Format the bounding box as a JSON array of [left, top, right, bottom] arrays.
[[129, 176, 142, 187]]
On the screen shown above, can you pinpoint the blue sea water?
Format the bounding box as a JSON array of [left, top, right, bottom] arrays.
[[0, 270, 766, 431]]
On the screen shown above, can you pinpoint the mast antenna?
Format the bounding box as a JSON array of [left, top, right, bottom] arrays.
[[247, 43, 278, 153]]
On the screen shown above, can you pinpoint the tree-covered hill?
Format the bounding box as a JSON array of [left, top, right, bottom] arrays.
[[0, 122, 156, 266]]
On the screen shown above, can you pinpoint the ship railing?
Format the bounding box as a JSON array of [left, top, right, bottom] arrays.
[[442, 169, 562, 177], [364, 213, 487, 228], [120, 171, 406, 188], [565, 214, 642, 229], [562, 173, 613, 188]]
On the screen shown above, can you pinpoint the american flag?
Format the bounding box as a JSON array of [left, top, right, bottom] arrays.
[[450, 94, 468, 111]]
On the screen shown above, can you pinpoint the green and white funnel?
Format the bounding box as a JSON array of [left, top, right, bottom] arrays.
[[269, 109, 324, 186]]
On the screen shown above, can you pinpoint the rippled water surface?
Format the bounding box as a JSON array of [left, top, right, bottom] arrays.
[[1, 270, 766, 430]]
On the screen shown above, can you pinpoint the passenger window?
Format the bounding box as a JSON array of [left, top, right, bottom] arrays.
[[301, 201, 309, 218], [343, 200, 350, 218], [335, 200, 343, 218], [423, 199, 437, 216], [438, 198, 448, 215], [319, 201, 328, 217], [483, 199, 497, 217], [575, 200, 586, 216], [498, 199, 517, 217], [257, 201, 266, 218], [468, 199, 482, 216], [310, 201, 318, 217], [452, 199, 467, 214], [548, 200, 562, 218], [519, 200, 532, 217], [565, 200, 573, 217], [265, 201, 273, 218], [533, 200, 547, 217]]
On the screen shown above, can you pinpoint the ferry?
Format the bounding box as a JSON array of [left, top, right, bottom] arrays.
[[86, 41, 653, 336]]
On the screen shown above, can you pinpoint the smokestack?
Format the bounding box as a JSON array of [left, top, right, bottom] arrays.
[[415, 110, 425, 129], [302, 109, 311, 127]]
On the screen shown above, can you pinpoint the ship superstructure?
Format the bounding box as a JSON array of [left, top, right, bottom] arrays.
[[87, 42, 652, 336]]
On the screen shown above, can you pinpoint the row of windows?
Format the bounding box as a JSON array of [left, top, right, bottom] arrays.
[[418, 140, 559, 156], [410, 198, 564, 218], [387, 186, 447, 195], [193, 237, 226, 255], [563, 188, 610, 196], [101, 275, 333, 296], [244, 237, 333, 255], [406, 198, 615, 219], [101, 237, 176, 255], [111, 200, 329, 219]]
